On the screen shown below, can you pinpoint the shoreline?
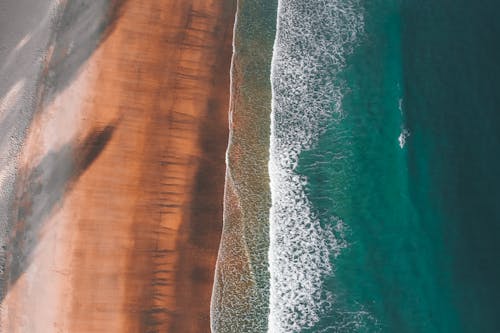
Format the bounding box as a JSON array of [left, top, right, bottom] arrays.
[[211, 1, 277, 332]]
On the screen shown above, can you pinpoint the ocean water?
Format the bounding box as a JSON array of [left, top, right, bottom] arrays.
[[215, 0, 500, 332], [401, 1, 500, 332]]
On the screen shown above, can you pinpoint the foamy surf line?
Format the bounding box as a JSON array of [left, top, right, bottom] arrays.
[[268, 0, 363, 332]]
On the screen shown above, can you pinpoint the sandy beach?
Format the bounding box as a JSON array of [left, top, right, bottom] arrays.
[[0, 0, 235, 332]]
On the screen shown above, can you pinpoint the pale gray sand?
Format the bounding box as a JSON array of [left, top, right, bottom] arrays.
[[0, 0, 58, 294], [0, 0, 120, 300]]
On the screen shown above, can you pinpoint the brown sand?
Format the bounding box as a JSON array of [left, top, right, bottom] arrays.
[[1, 0, 235, 332]]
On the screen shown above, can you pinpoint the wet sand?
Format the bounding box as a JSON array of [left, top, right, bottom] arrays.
[[1, 0, 235, 332], [211, 1, 276, 331]]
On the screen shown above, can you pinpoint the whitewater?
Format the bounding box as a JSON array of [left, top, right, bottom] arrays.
[[268, 0, 364, 332]]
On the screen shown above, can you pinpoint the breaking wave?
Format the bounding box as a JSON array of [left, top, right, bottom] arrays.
[[268, 0, 364, 331]]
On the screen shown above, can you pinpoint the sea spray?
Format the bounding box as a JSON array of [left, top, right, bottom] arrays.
[[211, 1, 277, 332], [268, 0, 363, 331]]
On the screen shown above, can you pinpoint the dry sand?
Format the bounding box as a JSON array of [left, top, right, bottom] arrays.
[[0, 0, 235, 332]]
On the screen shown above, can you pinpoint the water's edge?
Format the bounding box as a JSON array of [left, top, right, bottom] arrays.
[[211, 1, 277, 332]]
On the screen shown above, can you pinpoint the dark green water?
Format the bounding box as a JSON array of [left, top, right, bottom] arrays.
[[402, 1, 500, 332]]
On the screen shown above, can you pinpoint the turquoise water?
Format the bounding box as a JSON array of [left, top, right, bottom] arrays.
[[298, 1, 459, 331], [266, 0, 500, 332]]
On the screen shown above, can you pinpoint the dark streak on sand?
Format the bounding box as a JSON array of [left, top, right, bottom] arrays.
[[76, 124, 117, 174], [5, 125, 116, 292]]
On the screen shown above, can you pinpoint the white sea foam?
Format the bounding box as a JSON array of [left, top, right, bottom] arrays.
[[398, 128, 410, 149], [268, 0, 364, 332]]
